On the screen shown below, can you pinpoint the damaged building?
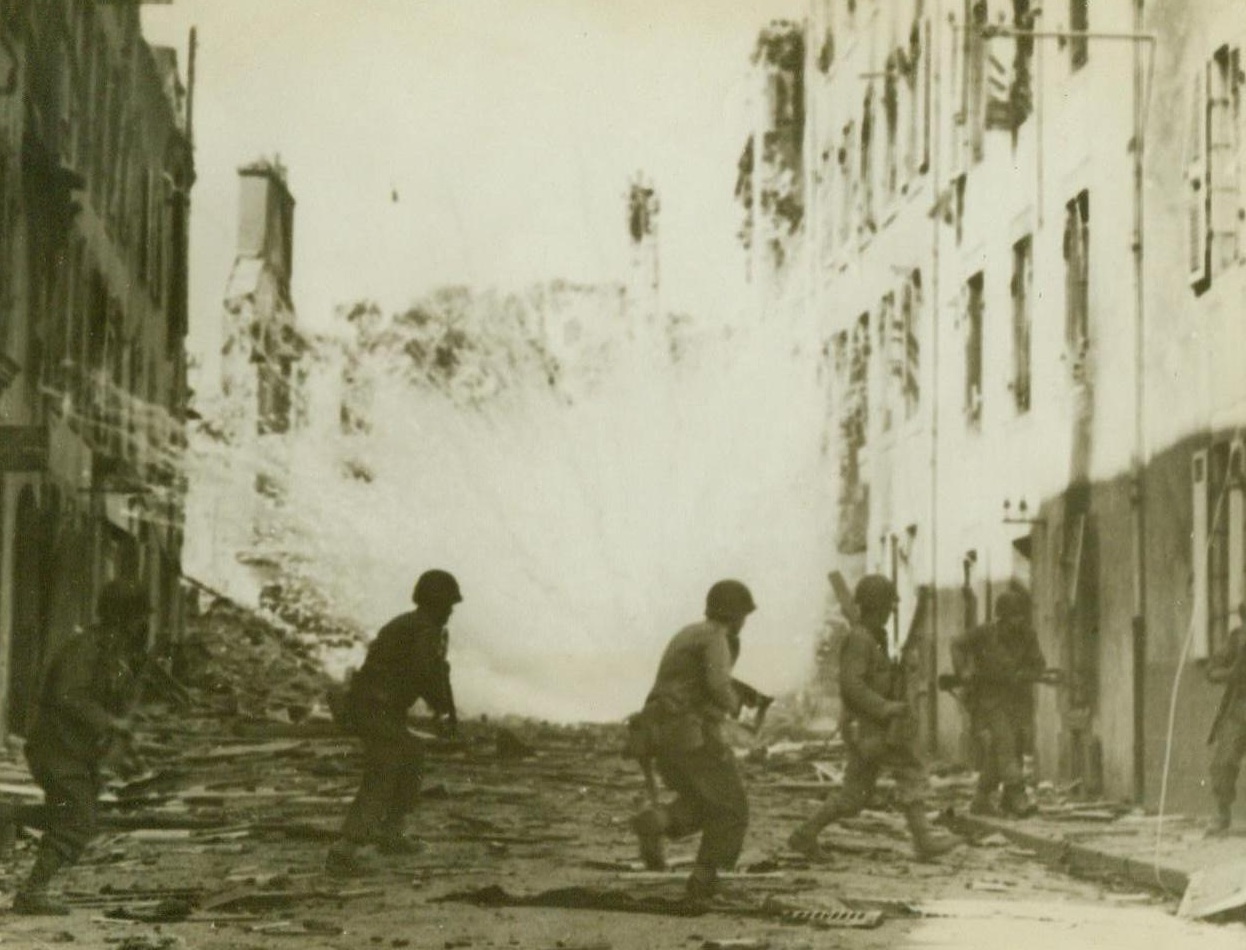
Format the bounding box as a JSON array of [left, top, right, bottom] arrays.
[[184, 158, 306, 605], [0, 3, 194, 738], [790, 0, 1246, 811]]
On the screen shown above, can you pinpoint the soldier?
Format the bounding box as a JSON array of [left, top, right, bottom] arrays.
[[787, 574, 957, 861], [629, 580, 762, 902], [950, 587, 1046, 817], [1204, 604, 1246, 836], [325, 569, 462, 876], [11, 580, 150, 916]]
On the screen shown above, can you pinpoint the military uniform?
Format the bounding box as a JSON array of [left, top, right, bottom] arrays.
[[24, 628, 137, 866], [13, 577, 149, 918], [829, 622, 926, 811], [641, 620, 749, 873], [1207, 623, 1246, 833], [337, 610, 455, 849], [788, 599, 955, 860], [951, 616, 1045, 814]]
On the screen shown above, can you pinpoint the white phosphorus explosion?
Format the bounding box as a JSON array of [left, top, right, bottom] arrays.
[[187, 284, 839, 721]]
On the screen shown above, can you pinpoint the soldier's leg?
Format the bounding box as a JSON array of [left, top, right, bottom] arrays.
[[997, 715, 1032, 816], [14, 762, 98, 915], [377, 734, 425, 853], [891, 747, 958, 860], [971, 719, 1000, 814], [787, 747, 877, 858], [329, 733, 400, 874], [677, 746, 748, 901], [687, 747, 748, 871], [655, 754, 705, 840], [1209, 709, 1246, 834]]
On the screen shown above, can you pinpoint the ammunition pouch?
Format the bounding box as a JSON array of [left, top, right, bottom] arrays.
[[624, 700, 707, 759]]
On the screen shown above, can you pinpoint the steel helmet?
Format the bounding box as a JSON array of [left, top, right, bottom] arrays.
[[995, 587, 1031, 621], [705, 579, 756, 621], [854, 574, 898, 613], [412, 569, 463, 608]]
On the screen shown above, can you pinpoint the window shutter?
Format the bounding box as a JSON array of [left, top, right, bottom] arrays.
[[1209, 47, 1240, 271], [1193, 449, 1210, 659], [1187, 65, 1210, 287]]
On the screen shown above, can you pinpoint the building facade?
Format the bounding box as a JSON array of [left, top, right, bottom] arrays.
[[184, 159, 302, 606], [0, 1, 194, 737], [796, 0, 1246, 811]]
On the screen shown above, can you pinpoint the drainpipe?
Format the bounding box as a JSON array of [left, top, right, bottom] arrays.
[[927, 0, 944, 756], [1129, 0, 1148, 804]]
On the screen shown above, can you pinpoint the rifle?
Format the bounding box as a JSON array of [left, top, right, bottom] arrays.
[[731, 678, 774, 734], [937, 669, 1066, 693]]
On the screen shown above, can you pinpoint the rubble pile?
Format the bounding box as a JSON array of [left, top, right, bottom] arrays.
[[172, 595, 348, 725]]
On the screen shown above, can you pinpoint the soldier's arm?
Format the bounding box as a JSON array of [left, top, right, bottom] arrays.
[[703, 634, 742, 717], [413, 632, 456, 719], [839, 634, 898, 722]]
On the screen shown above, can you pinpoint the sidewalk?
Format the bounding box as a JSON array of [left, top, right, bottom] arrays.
[[945, 808, 1241, 897]]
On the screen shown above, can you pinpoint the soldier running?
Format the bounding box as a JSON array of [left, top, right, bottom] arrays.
[[628, 579, 763, 902], [787, 574, 958, 861], [1203, 604, 1246, 836], [950, 586, 1046, 817], [11, 580, 150, 916], [325, 569, 462, 876]]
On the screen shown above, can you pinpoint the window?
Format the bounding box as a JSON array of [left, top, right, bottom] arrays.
[[902, 270, 922, 420], [836, 315, 871, 555], [965, 0, 987, 163], [1011, 236, 1032, 413], [964, 272, 983, 429], [1193, 443, 1246, 660], [1187, 65, 1210, 288], [884, 58, 899, 202], [860, 87, 875, 231], [839, 121, 856, 246], [1069, 0, 1088, 71], [879, 292, 897, 431], [1011, 0, 1035, 127], [904, 15, 931, 179], [1209, 46, 1243, 274], [1063, 190, 1090, 371], [1209, 443, 1234, 654]]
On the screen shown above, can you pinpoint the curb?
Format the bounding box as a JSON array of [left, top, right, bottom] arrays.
[[944, 812, 1190, 897]]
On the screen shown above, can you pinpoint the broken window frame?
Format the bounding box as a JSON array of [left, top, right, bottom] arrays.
[[1069, 0, 1088, 72], [884, 55, 900, 204], [964, 271, 984, 430], [1063, 190, 1090, 376], [879, 291, 898, 433], [1011, 234, 1033, 414], [1209, 45, 1243, 275], [902, 269, 922, 422]]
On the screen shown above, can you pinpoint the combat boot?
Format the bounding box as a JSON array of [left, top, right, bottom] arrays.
[[904, 805, 959, 861], [786, 800, 844, 862], [1206, 801, 1232, 838], [629, 806, 668, 870], [684, 865, 719, 904], [325, 842, 367, 877], [12, 848, 69, 916], [1000, 784, 1036, 818], [12, 886, 69, 916], [969, 790, 1000, 816]]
